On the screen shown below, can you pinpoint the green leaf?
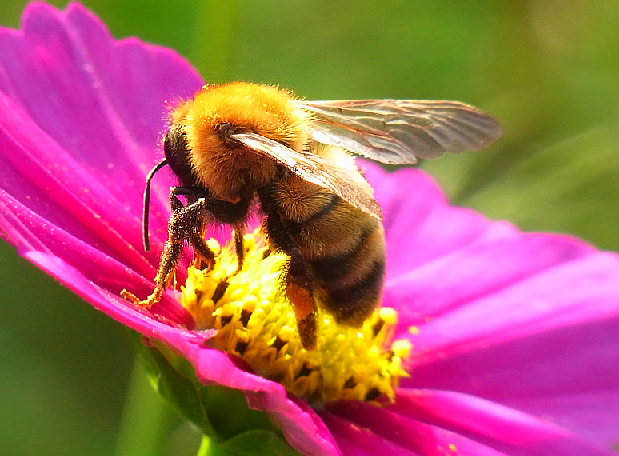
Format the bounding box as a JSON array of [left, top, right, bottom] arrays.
[[137, 337, 217, 438], [195, 384, 279, 442], [218, 430, 300, 456], [134, 335, 297, 455]]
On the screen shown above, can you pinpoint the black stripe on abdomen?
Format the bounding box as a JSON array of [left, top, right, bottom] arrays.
[[281, 193, 340, 236], [308, 222, 385, 325], [319, 255, 385, 324], [309, 221, 376, 281]]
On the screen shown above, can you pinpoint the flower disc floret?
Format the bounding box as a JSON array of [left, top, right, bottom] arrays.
[[182, 229, 410, 403]]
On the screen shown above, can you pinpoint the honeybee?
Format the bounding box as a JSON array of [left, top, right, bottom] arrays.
[[123, 82, 501, 349]]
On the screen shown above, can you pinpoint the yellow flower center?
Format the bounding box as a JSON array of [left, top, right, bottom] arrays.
[[182, 229, 411, 404]]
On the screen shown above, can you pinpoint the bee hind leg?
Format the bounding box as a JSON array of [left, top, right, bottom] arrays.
[[264, 213, 317, 349], [285, 255, 317, 349]]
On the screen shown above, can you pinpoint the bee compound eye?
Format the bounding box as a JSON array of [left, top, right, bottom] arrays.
[[163, 125, 195, 186]]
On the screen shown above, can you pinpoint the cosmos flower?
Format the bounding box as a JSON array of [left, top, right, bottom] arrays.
[[1, 3, 619, 455]]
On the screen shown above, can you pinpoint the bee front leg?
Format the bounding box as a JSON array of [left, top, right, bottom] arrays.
[[169, 187, 218, 270], [264, 213, 317, 349], [123, 195, 213, 307]]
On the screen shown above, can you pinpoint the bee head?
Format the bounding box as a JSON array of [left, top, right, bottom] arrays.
[[163, 124, 198, 187]]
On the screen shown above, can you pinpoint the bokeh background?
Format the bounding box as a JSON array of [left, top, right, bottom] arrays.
[[1, 1, 618, 455]]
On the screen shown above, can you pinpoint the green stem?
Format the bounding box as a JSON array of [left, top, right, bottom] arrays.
[[114, 355, 170, 456], [197, 435, 226, 456]]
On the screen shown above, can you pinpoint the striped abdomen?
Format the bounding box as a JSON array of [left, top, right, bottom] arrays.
[[266, 175, 386, 325]]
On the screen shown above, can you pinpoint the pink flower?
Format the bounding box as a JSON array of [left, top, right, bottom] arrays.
[[1, 3, 619, 455]]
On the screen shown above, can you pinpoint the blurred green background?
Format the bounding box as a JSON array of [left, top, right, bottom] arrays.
[[1, 1, 618, 455]]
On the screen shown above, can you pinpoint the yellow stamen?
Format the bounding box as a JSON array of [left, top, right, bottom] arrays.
[[182, 229, 411, 404]]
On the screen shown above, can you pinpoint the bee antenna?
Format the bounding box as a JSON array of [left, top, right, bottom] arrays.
[[142, 158, 168, 252]]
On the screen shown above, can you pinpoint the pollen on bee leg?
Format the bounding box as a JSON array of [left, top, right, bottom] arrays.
[[286, 283, 314, 320], [286, 282, 318, 348], [181, 228, 411, 404]]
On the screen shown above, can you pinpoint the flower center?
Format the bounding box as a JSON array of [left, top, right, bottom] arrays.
[[182, 229, 410, 404]]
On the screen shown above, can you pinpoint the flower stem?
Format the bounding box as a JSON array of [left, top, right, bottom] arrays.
[[114, 355, 170, 456], [197, 435, 226, 456]]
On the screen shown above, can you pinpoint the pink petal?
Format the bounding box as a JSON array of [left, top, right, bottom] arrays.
[[386, 389, 617, 456], [384, 231, 595, 330], [368, 163, 619, 448], [320, 412, 421, 456], [362, 164, 494, 277], [398, 250, 619, 446], [0, 100, 154, 278], [323, 403, 508, 456]]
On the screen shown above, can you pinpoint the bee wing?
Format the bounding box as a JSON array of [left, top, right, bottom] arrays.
[[294, 99, 502, 164], [231, 132, 382, 219]]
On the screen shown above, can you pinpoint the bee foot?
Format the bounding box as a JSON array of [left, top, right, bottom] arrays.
[[120, 288, 163, 308]]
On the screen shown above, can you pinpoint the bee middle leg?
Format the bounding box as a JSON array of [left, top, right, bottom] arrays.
[[196, 197, 251, 273], [232, 224, 245, 273], [264, 212, 317, 349]]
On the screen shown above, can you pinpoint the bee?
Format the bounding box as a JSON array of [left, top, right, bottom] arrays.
[[123, 82, 501, 349]]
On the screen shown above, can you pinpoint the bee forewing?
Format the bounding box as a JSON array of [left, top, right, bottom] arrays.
[[231, 132, 382, 219], [295, 99, 502, 164]]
